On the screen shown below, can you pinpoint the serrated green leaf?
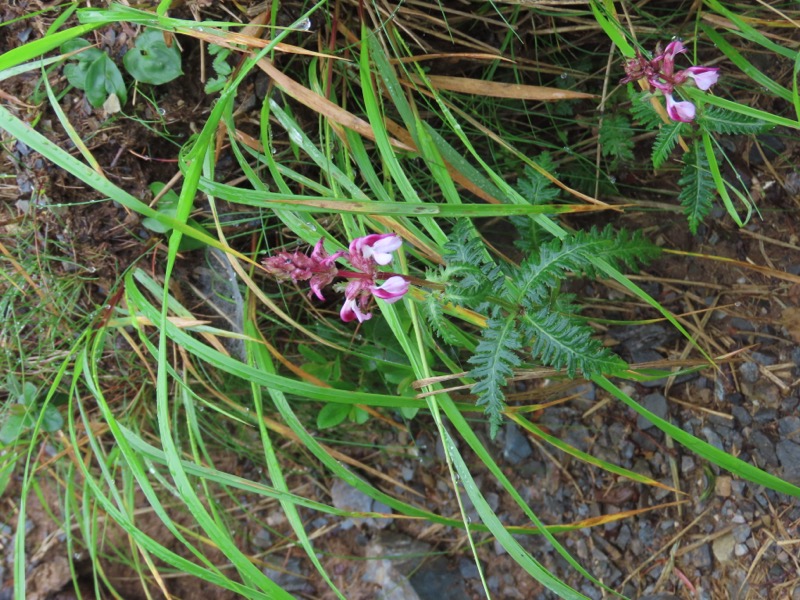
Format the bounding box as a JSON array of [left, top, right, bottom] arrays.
[[523, 308, 626, 378], [517, 158, 560, 204], [599, 114, 634, 161], [678, 141, 716, 234], [652, 121, 684, 169], [469, 314, 523, 437], [627, 85, 662, 130], [698, 106, 771, 135]]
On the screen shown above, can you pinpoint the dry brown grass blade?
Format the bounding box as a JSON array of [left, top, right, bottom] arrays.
[[412, 74, 597, 101], [255, 57, 414, 152], [392, 53, 514, 65], [382, 117, 503, 206], [173, 25, 335, 59], [665, 249, 800, 285]]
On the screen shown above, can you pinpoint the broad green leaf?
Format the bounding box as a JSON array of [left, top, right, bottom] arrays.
[[123, 28, 182, 85], [84, 53, 126, 107], [316, 404, 350, 429]]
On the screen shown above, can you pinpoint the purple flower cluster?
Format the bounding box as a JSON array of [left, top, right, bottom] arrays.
[[622, 40, 719, 122], [262, 234, 409, 323]]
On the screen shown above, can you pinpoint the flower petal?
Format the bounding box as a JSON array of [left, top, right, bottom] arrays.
[[665, 94, 696, 122], [663, 39, 687, 60], [340, 297, 371, 323], [371, 276, 409, 302], [350, 233, 402, 266], [682, 66, 720, 91]]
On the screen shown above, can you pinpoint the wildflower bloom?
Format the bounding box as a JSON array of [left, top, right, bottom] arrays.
[[622, 39, 719, 123], [262, 239, 344, 301], [263, 233, 409, 323], [349, 233, 403, 267], [665, 94, 696, 122]]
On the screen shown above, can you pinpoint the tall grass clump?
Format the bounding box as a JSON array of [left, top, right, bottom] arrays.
[[1, 0, 799, 598]]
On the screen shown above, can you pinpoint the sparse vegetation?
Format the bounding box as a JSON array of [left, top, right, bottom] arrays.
[[1, 1, 799, 598]]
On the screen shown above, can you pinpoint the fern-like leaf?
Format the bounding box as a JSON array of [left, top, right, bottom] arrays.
[[514, 226, 660, 306], [599, 114, 634, 161], [522, 308, 626, 378], [442, 220, 501, 301], [443, 219, 487, 266], [652, 121, 684, 169], [517, 155, 560, 204], [627, 85, 662, 130], [513, 156, 561, 252], [422, 291, 464, 345], [678, 142, 716, 235], [698, 106, 772, 135], [468, 312, 523, 437]]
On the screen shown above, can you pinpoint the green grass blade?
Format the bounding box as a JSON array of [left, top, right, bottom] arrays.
[[700, 23, 793, 103], [594, 375, 800, 496]]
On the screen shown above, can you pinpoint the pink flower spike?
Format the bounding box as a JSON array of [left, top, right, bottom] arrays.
[[371, 276, 409, 303], [351, 234, 403, 266], [665, 94, 696, 122], [681, 66, 719, 91]]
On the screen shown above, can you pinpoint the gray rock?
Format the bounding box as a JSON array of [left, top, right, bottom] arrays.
[[729, 317, 757, 332], [410, 557, 467, 600], [638, 595, 680, 600], [683, 543, 712, 569], [783, 394, 800, 413], [751, 351, 777, 366], [608, 323, 667, 348], [263, 558, 311, 593], [251, 528, 273, 549], [712, 532, 736, 563], [565, 425, 590, 452], [503, 423, 532, 465], [681, 455, 695, 474], [753, 408, 777, 424], [739, 362, 759, 383], [364, 534, 430, 600], [366, 532, 431, 575], [457, 557, 481, 579], [750, 431, 778, 467], [637, 393, 668, 430], [776, 440, 800, 484], [331, 478, 391, 529], [616, 524, 632, 550], [731, 405, 752, 427], [778, 416, 800, 438], [702, 427, 725, 452], [733, 524, 751, 544]]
